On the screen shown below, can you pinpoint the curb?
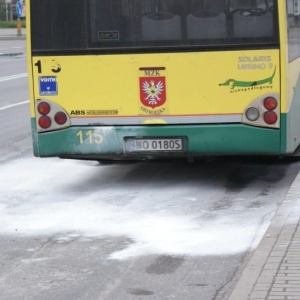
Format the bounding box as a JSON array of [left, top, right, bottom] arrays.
[[0, 36, 26, 41], [229, 170, 300, 300], [0, 52, 24, 57]]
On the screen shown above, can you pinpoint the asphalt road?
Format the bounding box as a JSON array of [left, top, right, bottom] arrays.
[[0, 49, 30, 162]]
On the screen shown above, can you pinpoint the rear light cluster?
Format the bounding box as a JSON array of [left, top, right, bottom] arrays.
[[243, 94, 279, 128], [263, 97, 278, 124], [36, 99, 70, 132]]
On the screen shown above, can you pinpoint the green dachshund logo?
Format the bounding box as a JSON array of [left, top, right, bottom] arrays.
[[219, 68, 276, 89]]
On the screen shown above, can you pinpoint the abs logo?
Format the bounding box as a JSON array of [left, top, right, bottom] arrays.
[[39, 76, 58, 96], [70, 110, 85, 115]]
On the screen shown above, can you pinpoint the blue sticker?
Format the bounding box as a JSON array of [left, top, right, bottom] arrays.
[[39, 76, 58, 96]]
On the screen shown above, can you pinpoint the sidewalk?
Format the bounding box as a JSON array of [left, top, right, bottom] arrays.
[[0, 28, 26, 40], [229, 170, 300, 300]]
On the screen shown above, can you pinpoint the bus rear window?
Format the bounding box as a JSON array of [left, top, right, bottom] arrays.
[[30, 0, 279, 53]]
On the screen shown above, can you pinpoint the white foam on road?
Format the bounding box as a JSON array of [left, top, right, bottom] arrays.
[[0, 157, 273, 259]]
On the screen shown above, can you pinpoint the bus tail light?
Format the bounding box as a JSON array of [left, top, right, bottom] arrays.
[[35, 99, 71, 132], [54, 112, 68, 125], [38, 116, 52, 129], [37, 102, 51, 115], [242, 93, 279, 128], [263, 96, 278, 110], [264, 111, 278, 124]]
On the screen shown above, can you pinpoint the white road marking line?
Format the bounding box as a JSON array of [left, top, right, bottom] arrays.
[[0, 100, 29, 111], [0, 73, 28, 82]]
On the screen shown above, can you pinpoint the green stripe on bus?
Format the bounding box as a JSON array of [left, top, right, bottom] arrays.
[[32, 118, 281, 158]]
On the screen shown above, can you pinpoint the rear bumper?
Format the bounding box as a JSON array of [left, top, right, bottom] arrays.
[[31, 119, 281, 159]]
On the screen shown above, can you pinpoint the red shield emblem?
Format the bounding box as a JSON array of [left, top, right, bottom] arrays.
[[139, 76, 166, 109]]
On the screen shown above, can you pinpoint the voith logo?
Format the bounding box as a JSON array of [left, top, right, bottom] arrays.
[[39, 76, 58, 96], [139, 76, 166, 109]]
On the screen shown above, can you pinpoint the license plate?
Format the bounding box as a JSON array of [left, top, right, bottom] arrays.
[[125, 138, 183, 152]]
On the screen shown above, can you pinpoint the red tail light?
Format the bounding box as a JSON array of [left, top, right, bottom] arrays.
[[38, 116, 52, 129], [36, 99, 70, 132], [54, 112, 67, 125], [263, 97, 277, 110], [37, 102, 51, 115], [264, 111, 278, 124], [242, 94, 279, 128]]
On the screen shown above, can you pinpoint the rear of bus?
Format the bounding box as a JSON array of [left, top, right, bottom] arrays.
[[27, 0, 287, 160]]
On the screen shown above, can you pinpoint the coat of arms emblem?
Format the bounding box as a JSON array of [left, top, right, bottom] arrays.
[[139, 76, 166, 109]]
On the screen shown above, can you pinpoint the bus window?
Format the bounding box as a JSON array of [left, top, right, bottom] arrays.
[[229, 0, 274, 38], [186, 11, 227, 39], [141, 12, 182, 41], [30, 0, 87, 50], [186, 0, 227, 39], [90, 0, 128, 43], [230, 0, 268, 11], [30, 0, 279, 53], [190, 0, 225, 12], [229, 0, 274, 12]]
